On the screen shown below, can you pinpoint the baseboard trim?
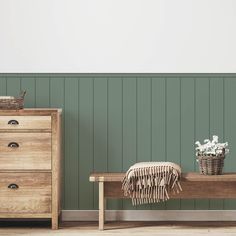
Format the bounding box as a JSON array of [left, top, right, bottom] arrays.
[[62, 210, 236, 221]]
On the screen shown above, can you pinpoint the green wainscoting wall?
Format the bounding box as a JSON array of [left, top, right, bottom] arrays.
[[0, 74, 236, 211]]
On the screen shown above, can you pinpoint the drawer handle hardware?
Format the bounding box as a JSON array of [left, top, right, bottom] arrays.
[[8, 142, 19, 148], [8, 120, 19, 125], [8, 184, 19, 190]]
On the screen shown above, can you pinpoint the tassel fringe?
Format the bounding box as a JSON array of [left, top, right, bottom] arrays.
[[122, 162, 182, 205]]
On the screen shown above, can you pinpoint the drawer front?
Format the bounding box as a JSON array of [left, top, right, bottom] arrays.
[[0, 116, 51, 130], [0, 133, 51, 170], [0, 172, 51, 214]]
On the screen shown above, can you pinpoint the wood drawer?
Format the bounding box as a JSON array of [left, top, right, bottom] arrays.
[[0, 172, 51, 214], [0, 133, 51, 170], [0, 116, 51, 130]]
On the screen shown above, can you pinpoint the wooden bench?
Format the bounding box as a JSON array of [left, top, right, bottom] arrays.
[[89, 172, 236, 230]]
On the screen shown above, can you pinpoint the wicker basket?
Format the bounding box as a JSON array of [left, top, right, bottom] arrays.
[[197, 154, 225, 175], [0, 91, 26, 110]]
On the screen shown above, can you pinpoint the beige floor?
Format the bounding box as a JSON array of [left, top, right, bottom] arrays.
[[0, 221, 236, 236]]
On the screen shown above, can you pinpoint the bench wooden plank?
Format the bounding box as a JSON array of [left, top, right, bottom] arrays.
[[90, 172, 236, 230], [89, 172, 236, 182], [104, 181, 236, 199]]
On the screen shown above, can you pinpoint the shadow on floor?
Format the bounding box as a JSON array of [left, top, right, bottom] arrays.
[[0, 221, 236, 230]]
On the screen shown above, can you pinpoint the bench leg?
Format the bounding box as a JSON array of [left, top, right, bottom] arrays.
[[99, 181, 106, 230]]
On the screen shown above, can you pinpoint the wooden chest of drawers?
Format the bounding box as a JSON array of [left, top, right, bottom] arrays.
[[0, 109, 62, 229]]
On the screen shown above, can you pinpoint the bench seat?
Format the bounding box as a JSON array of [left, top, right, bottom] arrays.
[[90, 172, 236, 182], [89, 172, 236, 230]]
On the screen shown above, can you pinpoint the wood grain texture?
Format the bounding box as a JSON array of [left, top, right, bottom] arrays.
[[49, 78, 65, 214], [90, 172, 236, 182], [0, 116, 51, 130], [0, 109, 62, 115], [0, 172, 51, 214], [103, 181, 236, 199], [0, 108, 62, 229], [0, 213, 51, 218], [0, 132, 51, 170], [93, 170, 236, 230], [51, 112, 62, 230]]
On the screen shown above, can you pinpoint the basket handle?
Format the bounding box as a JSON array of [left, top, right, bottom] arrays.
[[19, 90, 26, 99]]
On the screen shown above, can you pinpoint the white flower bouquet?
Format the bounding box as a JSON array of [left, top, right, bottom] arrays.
[[195, 135, 229, 175], [195, 135, 229, 157]]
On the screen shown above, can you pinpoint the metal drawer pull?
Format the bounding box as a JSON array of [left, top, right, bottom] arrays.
[[8, 120, 19, 125], [8, 184, 19, 189], [8, 142, 19, 148]]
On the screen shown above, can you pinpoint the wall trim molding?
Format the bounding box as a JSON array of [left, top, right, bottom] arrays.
[[62, 210, 236, 221], [1, 73, 236, 77]]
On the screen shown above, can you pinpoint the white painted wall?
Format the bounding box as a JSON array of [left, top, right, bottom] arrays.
[[1, 0, 236, 73]]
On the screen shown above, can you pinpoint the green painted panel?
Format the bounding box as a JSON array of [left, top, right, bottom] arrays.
[[195, 78, 210, 210], [107, 78, 123, 171], [78, 78, 94, 210], [64, 78, 79, 209], [224, 77, 236, 210], [21, 77, 36, 107], [151, 78, 166, 210], [107, 78, 123, 210], [0, 74, 236, 211], [0, 77, 6, 95], [49, 78, 65, 208], [136, 78, 151, 210], [93, 78, 108, 209], [122, 78, 137, 209], [180, 78, 195, 210], [49, 78, 64, 108], [209, 78, 224, 210], [6, 77, 21, 96], [137, 78, 152, 163], [166, 78, 181, 210], [35, 78, 50, 107], [122, 78, 137, 169]]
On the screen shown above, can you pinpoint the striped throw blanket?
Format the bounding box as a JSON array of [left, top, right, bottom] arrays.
[[122, 162, 182, 205]]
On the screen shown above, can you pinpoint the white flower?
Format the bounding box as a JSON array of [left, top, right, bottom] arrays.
[[195, 141, 201, 147], [195, 135, 229, 157]]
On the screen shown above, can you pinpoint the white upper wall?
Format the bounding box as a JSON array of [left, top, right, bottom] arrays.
[[1, 0, 236, 73]]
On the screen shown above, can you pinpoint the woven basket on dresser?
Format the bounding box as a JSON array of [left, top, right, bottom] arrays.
[[0, 91, 26, 110], [197, 153, 225, 175]]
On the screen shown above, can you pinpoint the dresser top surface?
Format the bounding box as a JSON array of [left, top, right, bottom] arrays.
[[0, 108, 62, 115]]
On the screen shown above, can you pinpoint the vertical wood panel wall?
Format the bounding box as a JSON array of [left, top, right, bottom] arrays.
[[0, 74, 236, 210]]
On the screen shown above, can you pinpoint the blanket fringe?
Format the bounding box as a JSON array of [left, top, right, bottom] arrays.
[[122, 162, 182, 205]]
